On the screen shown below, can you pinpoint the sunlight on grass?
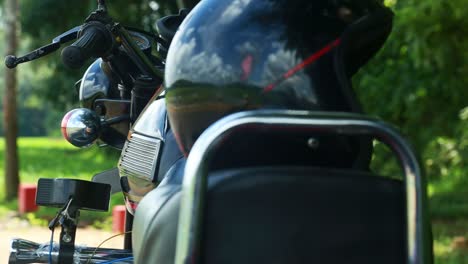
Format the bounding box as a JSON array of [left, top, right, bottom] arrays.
[[0, 137, 123, 223], [434, 236, 468, 263], [0, 137, 120, 184], [18, 137, 72, 148]]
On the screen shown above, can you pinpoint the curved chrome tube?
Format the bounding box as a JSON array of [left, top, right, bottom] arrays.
[[175, 109, 431, 264]]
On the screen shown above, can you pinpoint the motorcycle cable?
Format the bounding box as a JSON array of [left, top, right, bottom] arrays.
[[48, 229, 55, 264], [98, 256, 134, 264], [85, 230, 133, 264]]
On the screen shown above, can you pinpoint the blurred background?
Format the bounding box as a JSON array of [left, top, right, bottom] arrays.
[[0, 0, 466, 263]]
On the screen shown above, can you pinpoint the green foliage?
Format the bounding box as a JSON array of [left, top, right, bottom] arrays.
[[355, 3, 468, 261], [355, 0, 468, 217], [425, 107, 468, 220], [355, 0, 468, 149]]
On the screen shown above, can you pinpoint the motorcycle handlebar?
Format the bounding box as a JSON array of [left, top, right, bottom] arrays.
[[61, 22, 113, 69], [9, 238, 133, 264]]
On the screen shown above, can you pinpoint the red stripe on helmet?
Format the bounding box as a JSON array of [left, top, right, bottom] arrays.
[[263, 38, 341, 93]]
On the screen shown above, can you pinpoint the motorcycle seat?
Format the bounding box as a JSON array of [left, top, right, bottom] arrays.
[[133, 165, 405, 264]]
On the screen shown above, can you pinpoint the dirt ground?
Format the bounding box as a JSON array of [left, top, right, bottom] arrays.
[[0, 213, 124, 263]]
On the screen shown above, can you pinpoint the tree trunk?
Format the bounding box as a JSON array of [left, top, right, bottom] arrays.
[[4, 0, 20, 201]]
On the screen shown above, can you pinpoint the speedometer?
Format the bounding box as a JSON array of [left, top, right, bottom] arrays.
[[128, 31, 151, 52]]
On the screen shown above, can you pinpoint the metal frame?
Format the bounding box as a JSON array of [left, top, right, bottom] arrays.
[[175, 109, 431, 264]]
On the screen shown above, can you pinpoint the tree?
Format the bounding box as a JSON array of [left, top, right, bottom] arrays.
[[354, 0, 468, 181], [3, 0, 20, 200], [355, 0, 468, 148]]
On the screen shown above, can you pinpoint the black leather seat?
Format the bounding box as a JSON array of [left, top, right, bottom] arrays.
[[133, 166, 405, 264], [201, 167, 405, 263]]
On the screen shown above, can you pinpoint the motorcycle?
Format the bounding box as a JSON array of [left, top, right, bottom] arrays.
[[5, 0, 186, 263], [5, 0, 435, 263], [127, 0, 435, 263]]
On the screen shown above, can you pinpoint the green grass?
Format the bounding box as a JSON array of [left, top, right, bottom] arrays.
[[0, 137, 123, 229], [433, 219, 468, 263], [431, 194, 468, 263], [0, 137, 120, 186], [0, 137, 467, 261]]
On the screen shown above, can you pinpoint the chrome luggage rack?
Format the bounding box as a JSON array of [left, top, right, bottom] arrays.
[[175, 109, 432, 264]]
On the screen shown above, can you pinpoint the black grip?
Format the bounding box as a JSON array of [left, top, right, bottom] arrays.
[[4, 55, 18, 68], [61, 22, 113, 69]]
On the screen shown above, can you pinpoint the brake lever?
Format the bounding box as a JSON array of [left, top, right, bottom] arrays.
[[4, 26, 81, 69], [52, 26, 81, 44]]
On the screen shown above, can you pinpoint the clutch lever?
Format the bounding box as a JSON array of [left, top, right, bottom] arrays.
[[4, 26, 80, 69]]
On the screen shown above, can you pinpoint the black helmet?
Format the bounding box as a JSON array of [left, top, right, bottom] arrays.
[[165, 0, 393, 156]]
